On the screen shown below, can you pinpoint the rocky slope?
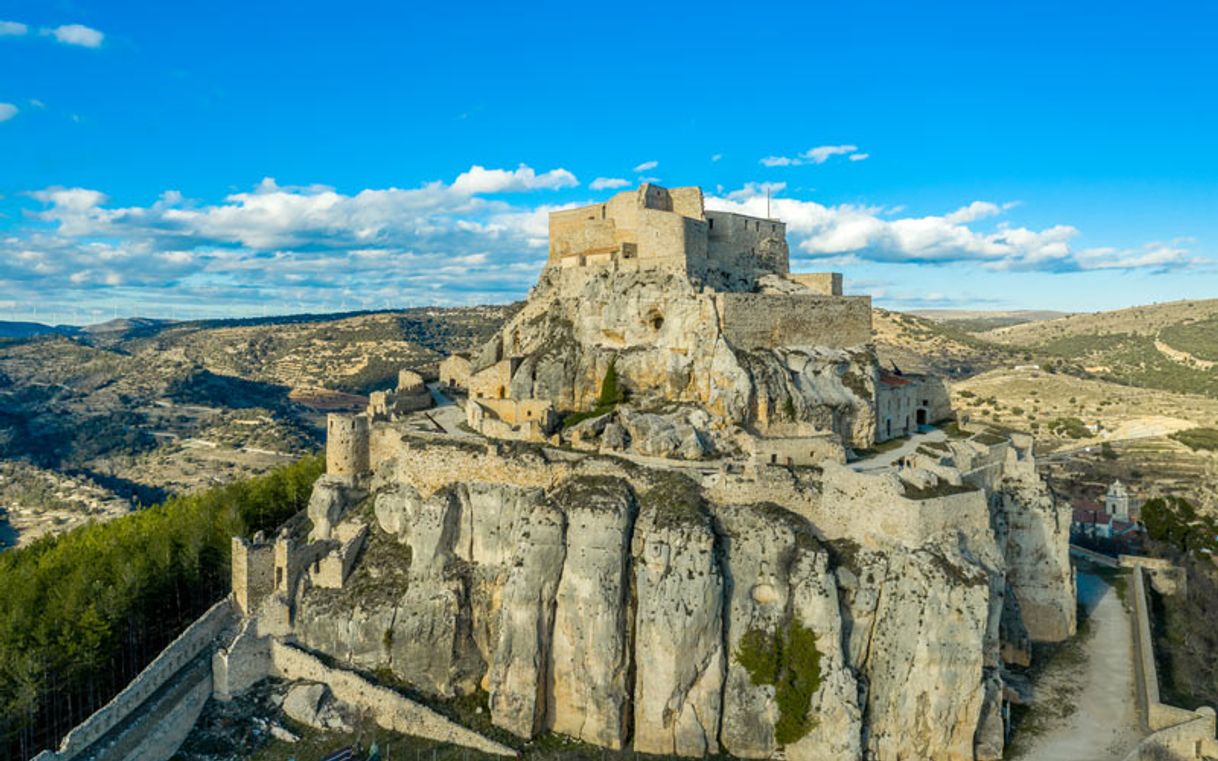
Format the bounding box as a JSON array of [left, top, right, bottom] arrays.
[[475, 266, 877, 453]]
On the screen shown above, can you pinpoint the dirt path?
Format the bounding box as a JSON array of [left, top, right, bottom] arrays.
[[1010, 571, 1144, 760], [1155, 335, 1217, 370]]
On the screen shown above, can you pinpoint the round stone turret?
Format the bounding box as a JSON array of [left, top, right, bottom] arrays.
[[326, 413, 371, 478]]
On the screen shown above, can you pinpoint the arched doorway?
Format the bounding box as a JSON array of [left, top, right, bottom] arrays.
[[916, 408, 928, 426]]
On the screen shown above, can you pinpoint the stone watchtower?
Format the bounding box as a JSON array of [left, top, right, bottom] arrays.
[[326, 413, 371, 480]]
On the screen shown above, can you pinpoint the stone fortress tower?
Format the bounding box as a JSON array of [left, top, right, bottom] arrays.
[[324, 413, 370, 480]]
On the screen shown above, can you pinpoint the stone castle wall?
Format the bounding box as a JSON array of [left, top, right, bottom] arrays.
[[705, 211, 788, 277], [368, 430, 992, 552], [48, 597, 236, 761], [714, 293, 872, 350], [548, 184, 788, 285], [789, 272, 843, 296]]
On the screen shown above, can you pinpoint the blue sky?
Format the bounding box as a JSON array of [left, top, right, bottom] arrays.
[[2, 0, 1216, 324]]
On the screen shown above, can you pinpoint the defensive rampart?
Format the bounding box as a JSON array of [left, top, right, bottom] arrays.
[[34, 597, 236, 761], [714, 293, 872, 350], [1122, 566, 1218, 760], [369, 431, 992, 552]]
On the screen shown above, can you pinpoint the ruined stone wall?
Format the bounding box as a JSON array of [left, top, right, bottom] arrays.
[[714, 293, 872, 350], [231, 537, 274, 617], [211, 618, 271, 700], [274, 535, 334, 605], [746, 434, 846, 467], [469, 358, 517, 400], [369, 432, 991, 553], [439, 355, 471, 389], [310, 523, 368, 589], [269, 640, 517, 757], [51, 597, 236, 760], [472, 397, 555, 427], [789, 272, 843, 296], [370, 433, 572, 497], [325, 413, 370, 478]]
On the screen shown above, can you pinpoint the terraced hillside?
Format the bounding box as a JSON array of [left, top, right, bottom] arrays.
[[978, 299, 1218, 399], [0, 306, 510, 547]]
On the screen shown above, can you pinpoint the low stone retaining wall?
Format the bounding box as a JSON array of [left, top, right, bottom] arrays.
[[1122, 566, 1218, 760], [34, 596, 236, 761], [269, 640, 518, 757], [1068, 544, 1121, 569]]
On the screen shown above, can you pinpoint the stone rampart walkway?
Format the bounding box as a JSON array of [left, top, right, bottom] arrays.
[[1010, 570, 1145, 760]]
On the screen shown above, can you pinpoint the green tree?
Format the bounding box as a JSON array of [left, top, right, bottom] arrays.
[[599, 357, 625, 407]]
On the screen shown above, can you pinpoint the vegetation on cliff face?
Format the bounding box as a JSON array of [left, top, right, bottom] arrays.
[[561, 359, 624, 429], [735, 620, 823, 745], [0, 455, 323, 760]]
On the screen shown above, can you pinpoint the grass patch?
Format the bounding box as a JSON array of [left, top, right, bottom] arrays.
[[735, 620, 822, 745], [901, 478, 977, 500], [1170, 427, 1218, 452]]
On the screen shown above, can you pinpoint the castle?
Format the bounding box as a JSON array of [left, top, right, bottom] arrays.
[[455, 183, 947, 452], [36, 186, 1079, 761]]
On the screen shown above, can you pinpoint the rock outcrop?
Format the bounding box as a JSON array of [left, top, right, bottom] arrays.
[[481, 267, 878, 455]]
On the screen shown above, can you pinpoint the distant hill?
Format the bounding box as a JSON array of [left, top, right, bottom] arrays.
[[0, 321, 82, 340], [0, 305, 512, 501], [978, 299, 1218, 399], [908, 309, 1069, 333], [982, 298, 1218, 343]]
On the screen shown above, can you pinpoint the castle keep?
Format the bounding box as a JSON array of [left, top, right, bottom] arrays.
[[548, 183, 790, 286]]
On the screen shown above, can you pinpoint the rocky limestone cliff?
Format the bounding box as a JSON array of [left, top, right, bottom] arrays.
[[288, 435, 1074, 761]]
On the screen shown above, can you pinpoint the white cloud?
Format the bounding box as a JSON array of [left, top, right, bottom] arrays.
[[450, 164, 577, 194], [590, 177, 629, 191], [0, 20, 28, 35], [725, 182, 786, 201], [43, 24, 104, 48], [711, 154, 723, 162], [761, 144, 868, 167], [0, 103, 17, 122], [944, 201, 1002, 224], [633, 160, 658, 173], [804, 145, 858, 164], [707, 184, 1197, 273], [6, 169, 1204, 323]]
